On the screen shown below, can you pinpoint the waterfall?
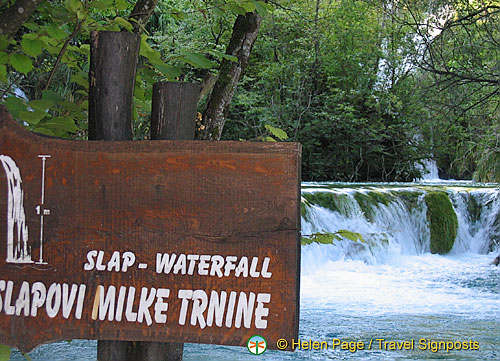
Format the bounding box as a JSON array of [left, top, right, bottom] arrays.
[[0, 155, 32, 263], [301, 183, 500, 267]]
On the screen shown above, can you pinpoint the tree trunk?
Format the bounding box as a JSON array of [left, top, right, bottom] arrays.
[[197, 11, 263, 140], [129, 0, 159, 33], [88, 31, 140, 140], [0, 0, 45, 39]]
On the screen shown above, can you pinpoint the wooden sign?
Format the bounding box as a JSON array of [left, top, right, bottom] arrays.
[[0, 107, 301, 352]]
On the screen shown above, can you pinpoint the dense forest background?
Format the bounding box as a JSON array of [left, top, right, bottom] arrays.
[[1, 0, 499, 182]]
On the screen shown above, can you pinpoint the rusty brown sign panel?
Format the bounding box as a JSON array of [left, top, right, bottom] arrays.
[[0, 108, 301, 352]]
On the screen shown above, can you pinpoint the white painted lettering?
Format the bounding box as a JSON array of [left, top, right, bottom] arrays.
[[15, 281, 30, 316], [198, 255, 211, 276], [178, 289, 193, 325], [210, 255, 224, 277], [83, 250, 97, 270], [46, 283, 61, 318], [173, 254, 187, 275], [121, 252, 135, 272], [154, 288, 170, 324], [186, 254, 199, 275], [190, 290, 208, 329], [115, 286, 127, 321], [107, 251, 121, 272], [31, 282, 46, 317], [137, 287, 156, 325], [255, 293, 271, 329], [0, 280, 5, 312], [235, 257, 248, 277], [206, 290, 226, 327], [125, 287, 137, 322], [62, 283, 78, 319], [156, 253, 176, 274], [75, 284, 86, 320], [261, 257, 272, 278], [4, 281, 15, 315], [224, 256, 237, 277], [249, 257, 260, 277], [95, 251, 106, 271], [235, 292, 255, 328], [224, 291, 237, 328]]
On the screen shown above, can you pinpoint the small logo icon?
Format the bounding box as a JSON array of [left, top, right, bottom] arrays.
[[247, 335, 267, 355]]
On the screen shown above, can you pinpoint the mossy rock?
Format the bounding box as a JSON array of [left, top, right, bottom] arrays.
[[425, 191, 458, 254], [302, 192, 342, 213], [353, 191, 391, 222], [467, 194, 482, 223]]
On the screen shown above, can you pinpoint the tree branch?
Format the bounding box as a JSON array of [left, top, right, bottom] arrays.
[[0, 0, 45, 38]]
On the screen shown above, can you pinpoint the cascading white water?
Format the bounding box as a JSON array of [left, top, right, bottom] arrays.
[[300, 182, 500, 332], [301, 183, 500, 267]]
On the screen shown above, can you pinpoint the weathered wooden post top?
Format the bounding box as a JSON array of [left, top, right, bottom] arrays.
[[0, 106, 301, 352]]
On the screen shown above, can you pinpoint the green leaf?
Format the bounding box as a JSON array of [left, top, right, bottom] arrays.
[[3, 96, 26, 118], [208, 49, 238, 62], [19, 109, 47, 125], [265, 124, 288, 140], [89, 0, 113, 10], [40, 116, 79, 133], [0, 64, 6, 82], [0, 36, 10, 52], [64, 0, 83, 14], [153, 62, 180, 79], [46, 25, 67, 41], [228, 3, 248, 15], [252, 0, 269, 15], [336, 230, 365, 243], [42, 90, 64, 103], [181, 52, 213, 69], [21, 37, 45, 57], [114, 17, 134, 32], [240, 1, 256, 12], [23, 21, 40, 31], [114, 0, 128, 10], [10, 54, 33, 74], [0, 344, 11, 361], [28, 99, 54, 112], [0, 52, 8, 65], [71, 73, 88, 89], [170, 10, 186, 21]]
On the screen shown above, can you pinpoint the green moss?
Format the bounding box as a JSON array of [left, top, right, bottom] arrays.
[[354, 193, 376, 222], [353, 191, 392, 222], [396, 190, 421, 205], [425, 191, 458, 254], [467, 194, 482, 223], [302, 192, 341, 213]]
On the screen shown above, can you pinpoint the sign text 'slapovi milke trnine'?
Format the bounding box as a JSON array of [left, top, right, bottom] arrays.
[[0, 107, 301, 352]]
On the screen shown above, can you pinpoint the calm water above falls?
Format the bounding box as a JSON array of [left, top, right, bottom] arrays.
[[12, 182, 500, 360]]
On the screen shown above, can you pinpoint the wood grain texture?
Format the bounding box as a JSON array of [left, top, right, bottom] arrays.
[[88, 31, 140, 141], [0, 108, 301, 352]]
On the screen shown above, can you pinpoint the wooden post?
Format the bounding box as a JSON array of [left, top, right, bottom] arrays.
[[88, 30, 141, 361], [151, 82, 200, 140], [146, 81, 201, 361], [88, 31, 140, 141]]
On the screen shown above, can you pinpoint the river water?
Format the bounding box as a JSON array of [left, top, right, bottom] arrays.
[[11, 182, 500, 360]]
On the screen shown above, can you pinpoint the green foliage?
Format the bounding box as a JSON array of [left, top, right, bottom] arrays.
[[0, 345, 10, 361], [425, 191, 458, 254], [223, 0, 427, 181], [0, 0, 262, 139], [473, 149, 500, 183], [301, 229, 365, 245]]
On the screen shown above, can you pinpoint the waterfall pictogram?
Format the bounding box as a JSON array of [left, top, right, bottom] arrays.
[[1, 154, 51, 264]]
